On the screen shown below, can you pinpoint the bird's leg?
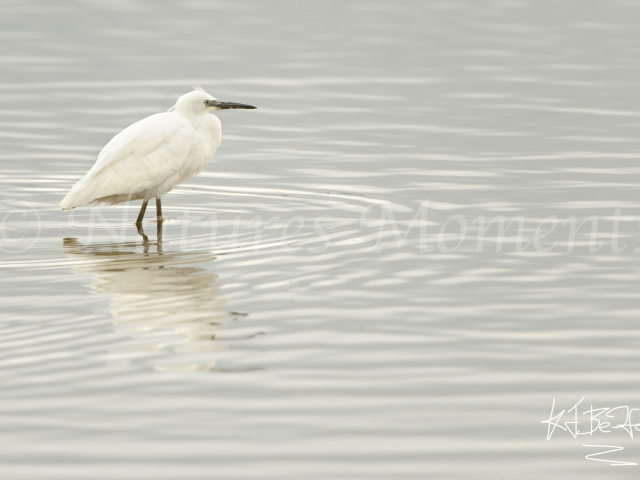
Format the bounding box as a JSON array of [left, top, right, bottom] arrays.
[[156, 220, 163, 254], [136, 200, 149, 225], [136, 224, 150, 254], [136, 224, 148, 240], [156, 197, 163, 223]]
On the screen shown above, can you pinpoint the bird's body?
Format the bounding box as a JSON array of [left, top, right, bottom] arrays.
[[60, 89, 255, 223]]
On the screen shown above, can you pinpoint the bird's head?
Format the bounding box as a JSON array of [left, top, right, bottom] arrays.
[[171, 89, 256, 117]]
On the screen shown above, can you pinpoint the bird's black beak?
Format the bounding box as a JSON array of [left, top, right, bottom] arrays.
[[216, 101, 256, 110]]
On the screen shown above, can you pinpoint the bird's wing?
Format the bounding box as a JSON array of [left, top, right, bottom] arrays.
[[61, 112, 195, 209]]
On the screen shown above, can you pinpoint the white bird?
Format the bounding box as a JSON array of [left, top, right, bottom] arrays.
[[60, 88, 255, 225]]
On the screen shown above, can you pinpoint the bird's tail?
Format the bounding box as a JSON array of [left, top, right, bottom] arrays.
[[59, 194, 76, 211], [60, 176, 95, 211], [60, 191, 80, 211]]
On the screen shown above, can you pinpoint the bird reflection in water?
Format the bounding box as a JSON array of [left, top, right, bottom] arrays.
[[63, 224, 259, 372]]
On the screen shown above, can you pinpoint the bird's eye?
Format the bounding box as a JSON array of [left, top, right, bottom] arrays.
[[204, 100, 209, 105]]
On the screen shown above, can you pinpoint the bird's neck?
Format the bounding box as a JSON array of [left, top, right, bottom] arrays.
[[172, 108, 213, 128], [190, 113, 222, 140], [172, 105, 197, 119]]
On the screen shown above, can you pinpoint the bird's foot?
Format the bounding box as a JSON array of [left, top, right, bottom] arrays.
[[136, 224, 149, 243]]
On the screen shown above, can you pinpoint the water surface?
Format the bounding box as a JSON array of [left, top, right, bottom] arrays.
[[2, 0, 640, 478]]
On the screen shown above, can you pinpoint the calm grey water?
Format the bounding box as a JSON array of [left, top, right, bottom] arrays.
[[2, 0, 640, 477]]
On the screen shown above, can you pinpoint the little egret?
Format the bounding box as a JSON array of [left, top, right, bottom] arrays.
[[60, 89, 255, 225]]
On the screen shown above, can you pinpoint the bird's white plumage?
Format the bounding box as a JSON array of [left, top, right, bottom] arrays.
[[60, 90, 224, 211]]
